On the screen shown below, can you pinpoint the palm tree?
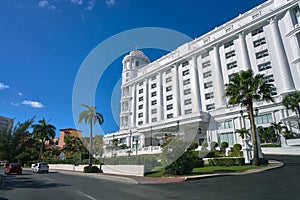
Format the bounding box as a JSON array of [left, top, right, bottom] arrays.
[[235, 128, 250, 140], [282, 91, 300, 116], [78, 104, 104, 166], [270, 122, 288, 143], [224, 69, 275, 165], [32, 118, 56, 162]]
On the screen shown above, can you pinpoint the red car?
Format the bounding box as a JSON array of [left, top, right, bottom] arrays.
[[5, 163, 22, 175]]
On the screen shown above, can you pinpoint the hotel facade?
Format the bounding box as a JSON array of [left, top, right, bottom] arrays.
[[103, 0, 300, 157]]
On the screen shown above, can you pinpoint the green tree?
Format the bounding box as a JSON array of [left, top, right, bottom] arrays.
[[224, 69, 275, 165], [78, 104, 104, 166], [32, 118, 56, 162], [282, 91, 300, 116], [270, 122, 287, 143]]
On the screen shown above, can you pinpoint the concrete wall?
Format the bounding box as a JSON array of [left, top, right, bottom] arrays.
[[262, 147, 300, 155], [102, 165, 144, 177]]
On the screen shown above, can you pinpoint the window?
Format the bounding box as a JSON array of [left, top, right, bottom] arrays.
[[205, 92, 214, 100], [185, 109, 192, 114], [135, 60, 139, 66], [166, 86, 172, 92], [252, 12, 261, 19], [151, 91, 157, 97], [258, 62, 271, 72], [201, 52, 209, 58], [151, 100, 157, 105], [152, 118, 157, 122], [202, 61, 210, 68], [166, 69, 171, 74], [138, 82, 143, 86], [271, 88, 277, 96], [204, 81, 213, 89], [291, 6, 300, 25], [167, 114, 173, 119], [166, 77, 172, 83], [138, 96, 143, 102], [224, 40, 234, 48], [206, 103, 215, 111], [151, 76, 156, 81], [166, 95, 173, 101], [218, 121, 233, 130], [138, 113, 143, 118], [138, 121, 143, 125], [253, 37, 266, 47], [264, 74, 274, 83], [138, 105, 143, 110], [227, 61, 237, 70], [182, 69, 190, 76], [225, 50, 235, 59], [183, 79, 190, 86], [167, 104, 173, 110], [151, 108, 157, 114], [203, 71, 212, 78], [151, 83, 157, 89], [255, 113, 273, 125], [218, 132, 234, 146], [184, 89, 191, 95], [184, 98, 192, 105], [182, 61, 189, 67], [139, 89, 143, 94], [126, 72, 129, 77], [251, 27, 263, 36]]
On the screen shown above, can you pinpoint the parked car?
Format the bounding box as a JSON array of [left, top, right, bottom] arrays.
[[32, 162, 49, 173], [0, 161, 5, 167], [5, 163, 22, 175]]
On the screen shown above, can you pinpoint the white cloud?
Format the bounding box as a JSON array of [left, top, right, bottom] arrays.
[[38, 0, 56, 10], [18, 92, 23, 96], [22, 100, 45, 108], [0, 82, 9, 90], [106, 0, 116, 7], [70, 0, 83, 5], [11, 102, 20, 107], [86, 0, 95, 10]]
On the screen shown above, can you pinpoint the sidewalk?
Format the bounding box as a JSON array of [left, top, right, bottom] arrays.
[[53, 160, 284, 184]]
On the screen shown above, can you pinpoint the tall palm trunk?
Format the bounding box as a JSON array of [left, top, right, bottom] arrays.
[[89, 122, 93, 166], [248, 103, 259, 166], [38, 139, 44, 162]]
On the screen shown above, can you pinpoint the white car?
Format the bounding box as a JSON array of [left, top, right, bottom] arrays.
[[32, 162, 49, 173]]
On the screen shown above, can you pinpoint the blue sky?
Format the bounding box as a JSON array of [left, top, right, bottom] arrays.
[[0, 0, 266, 137]]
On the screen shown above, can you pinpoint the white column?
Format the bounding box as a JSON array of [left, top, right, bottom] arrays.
[[211, 45, 226, 108], [146, 78, 150, 123], [268, 17, 295, 93], [131, 84, 136, 127], [190, 55, 201, 112], [157, 71, 164, 121], [172, 65, 181, 116], [140, 134, 145, 148], [237, 32, 251, 70]]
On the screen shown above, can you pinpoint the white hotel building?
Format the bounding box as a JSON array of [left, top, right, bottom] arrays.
[[103, 0, 300, 157]]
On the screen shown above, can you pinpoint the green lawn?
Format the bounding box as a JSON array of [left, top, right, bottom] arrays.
[[145, 164, 268, 177]]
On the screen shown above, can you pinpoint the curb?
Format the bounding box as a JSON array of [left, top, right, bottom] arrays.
[[47, 160, 284, 184]]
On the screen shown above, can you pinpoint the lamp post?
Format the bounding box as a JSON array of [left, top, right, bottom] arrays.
[[111, 134, 115, 157], [135, 140, 138, 155], [129, 130, 132, 149]]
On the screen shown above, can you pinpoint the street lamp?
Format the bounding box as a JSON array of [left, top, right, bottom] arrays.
[[129, 130, 132, 149], [150, 126, 153, 148], [255, 108, 259, 116], [111, 134, 115, 157]]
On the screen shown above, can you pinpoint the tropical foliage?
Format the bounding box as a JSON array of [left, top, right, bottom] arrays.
[[282, 91, 300, 116], [78, 104, 104, 166], [224, 69, 275, 165]]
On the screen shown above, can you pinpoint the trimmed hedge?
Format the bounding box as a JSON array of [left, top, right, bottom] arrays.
[[84, 166, 100, 173], [208, 157, 245, 166]]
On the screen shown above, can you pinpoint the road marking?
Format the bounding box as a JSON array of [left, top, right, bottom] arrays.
[[43, 177, 54, 182], [76, 190, 99, 200]]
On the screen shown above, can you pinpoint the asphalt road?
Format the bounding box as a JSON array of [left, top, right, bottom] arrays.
[[0, 155, 299, 200]]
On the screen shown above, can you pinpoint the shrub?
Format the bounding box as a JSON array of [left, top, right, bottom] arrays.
[[210, 141, 218, 150], [84, 166, 100, 173], [193, 159, 204, 168], [201, 141, 208, 149], [233, 144, 242, 151], [208, 157, 245, 166], [220, 142, 229, 151]]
